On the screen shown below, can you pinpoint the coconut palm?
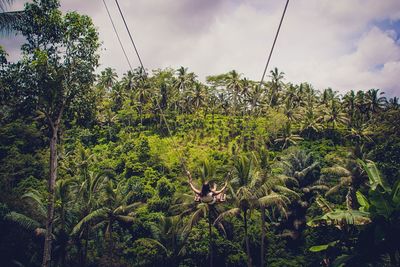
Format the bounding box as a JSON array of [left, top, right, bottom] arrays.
[[98, 68, 118, 92], [274, 121, 303, 149], [121, 70, 136, 91], [320, 99, 349, 130], [254, 150, 297, 267], [190, 82, 207, 111], [387, 96, 399, 110], [215, 154, 258, 267], [365, 89, 387, 115], [321, 152, 367, 210], [65, 145, 108, 266], [148, 215, 183, 265], [276, 148, 328, 240], [171, 192, 223, 267], [299, 84, 324, 138], [174, 66, 194, 94], [268, 67, 285, 107], [247, 84, 265, 115], [5, 178, 74, 267], [71, 180, 141, 255], [343, 90, 356, 127], [226, 70, 243, 114]]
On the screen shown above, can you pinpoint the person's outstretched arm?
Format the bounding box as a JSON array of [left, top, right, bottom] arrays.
[[187, 171, 201, 194], [214, 181, 228, 195]]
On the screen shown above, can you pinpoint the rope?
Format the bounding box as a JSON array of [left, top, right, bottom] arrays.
[[114, 0, 146, 76], [109, 0, 291, 174], [101, 0, 133, 72], [258, 0, 290, 90], [113, 0, 188, 173]]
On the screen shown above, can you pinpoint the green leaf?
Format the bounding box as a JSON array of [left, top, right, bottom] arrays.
[[309, 240, 339, 252], [4, 211, 41, 231], [309, 244, 329, 252], [356, 191, 370, 212]]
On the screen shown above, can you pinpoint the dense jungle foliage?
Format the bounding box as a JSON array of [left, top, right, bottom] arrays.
[[0, 1, 399, 267]]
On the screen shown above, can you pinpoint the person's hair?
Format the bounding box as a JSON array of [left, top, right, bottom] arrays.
[[200, 182, 211, 197]]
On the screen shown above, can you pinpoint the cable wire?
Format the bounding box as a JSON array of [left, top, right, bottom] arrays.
[[258, 0, 289, 89], [102, 0, 133, 72], [114, 0, 146, 76], [112, 0, 188, 173]]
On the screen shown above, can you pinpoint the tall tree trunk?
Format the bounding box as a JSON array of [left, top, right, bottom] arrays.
[[42, 126, 59, 267], [244, 209, 252, 267], [261, 206, 266, 267], [60, 206, 66, 267], [208, 208, 213, 267], [107, 219, 114, 256]]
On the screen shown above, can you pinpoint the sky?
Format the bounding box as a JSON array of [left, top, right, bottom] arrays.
[[2, 0, 400, 96]]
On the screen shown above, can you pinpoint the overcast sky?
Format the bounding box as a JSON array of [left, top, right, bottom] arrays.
[[2, 0, 400, 96]]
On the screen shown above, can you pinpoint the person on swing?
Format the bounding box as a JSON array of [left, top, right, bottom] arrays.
[[186, 170, 228, 204]]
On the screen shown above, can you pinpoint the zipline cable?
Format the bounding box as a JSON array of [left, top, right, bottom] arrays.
[[102, 0, 133, 72], [258, 0, 289, 90], [114, 0, 147, 76]]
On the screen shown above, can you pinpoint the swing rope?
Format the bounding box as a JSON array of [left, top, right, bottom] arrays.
[[112, 0, 190, 174], [104, 0, 291, 180]]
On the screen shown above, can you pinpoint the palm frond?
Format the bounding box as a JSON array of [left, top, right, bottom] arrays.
[[315, 196, 334, 213], [258, 193, 289, 209], [322, 166, 352, 177], [308, 185, 329, 192], [183, 205, 206, 234], [307, 209, 371, 228], [0, 0, 16, 12], [22, 190, 47, 218], [115, 215, 136, 224], [4, 211, 41, 231], [114, 202, 142, 214], [71, 207, 109, 235], [273, 185, 300, 199], [214, 207, 241, 225], [0, 10, 24, 35], [136, 238, 169, 255]]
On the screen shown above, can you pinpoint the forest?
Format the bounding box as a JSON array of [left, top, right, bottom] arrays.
[[0, 1, 399, 267]]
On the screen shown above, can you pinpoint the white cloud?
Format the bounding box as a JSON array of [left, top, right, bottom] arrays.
[[2, 0, 400, 96]]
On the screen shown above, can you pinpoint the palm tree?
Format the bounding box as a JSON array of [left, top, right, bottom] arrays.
[[121, 70, 136, 91], [320, 99, 348, 131], [215, 154, 258, 267], [276, 148, 328, 240], [254, 150, 296, 267], [98, 67, 118, 92], [71, 180, 141, 255], [5, 178, 74, 267], [134, 83, 152, 125], [174, 66, 192, 93], [321, 152, 367, 210], [247, 84, 265, 115], [172, 193, 222, 267], [343, 90, 356, 127], [65, 145, 108, 266], [226, 70, 243, 115], [299, 84, 324, 138], [268, 67, 284, 107], [190, 82, 207, 111], [148, 215, 183, 265], [274, 121, 303, 149], [387, 96, 399, 110], [365, 89, 386, 115]]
